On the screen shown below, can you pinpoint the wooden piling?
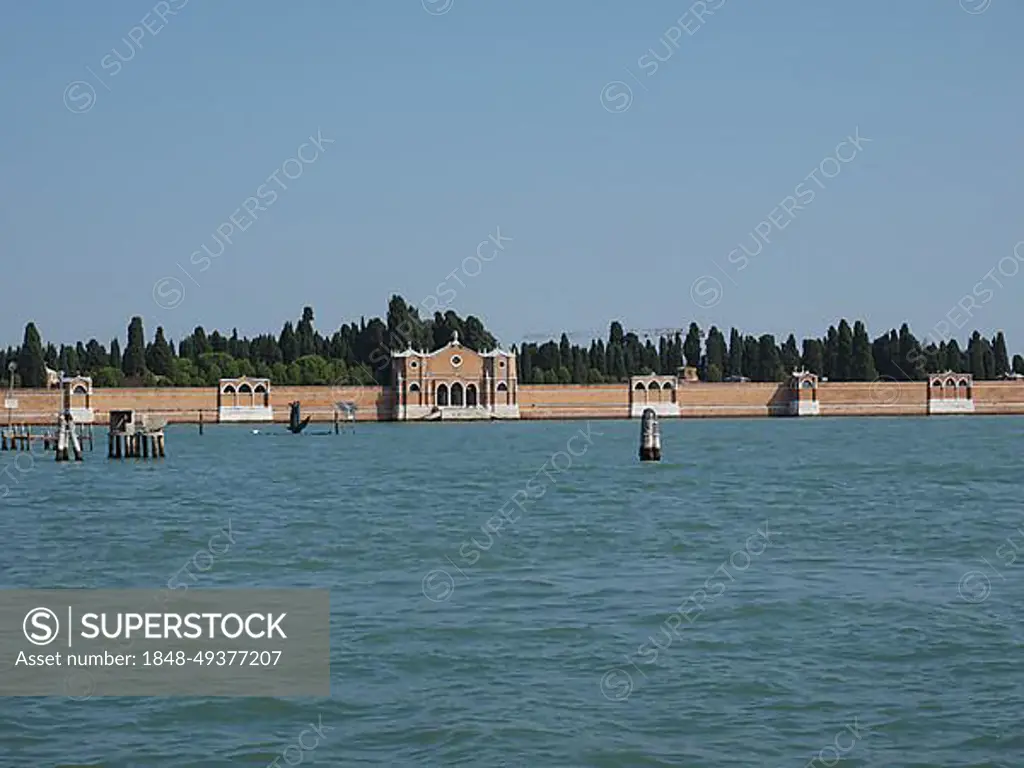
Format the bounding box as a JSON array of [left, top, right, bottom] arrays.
[[639, 408, 661, 462], [199, 411, 204, 435]]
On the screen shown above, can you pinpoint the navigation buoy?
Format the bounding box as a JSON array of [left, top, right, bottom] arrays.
[[639, 408, 661, 462]]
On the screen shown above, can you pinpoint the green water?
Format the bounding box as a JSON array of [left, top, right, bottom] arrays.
[[1, 417, 1022, 766]]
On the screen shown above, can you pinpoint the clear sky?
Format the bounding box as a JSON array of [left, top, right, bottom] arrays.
[[1, 0, 1021, 351]]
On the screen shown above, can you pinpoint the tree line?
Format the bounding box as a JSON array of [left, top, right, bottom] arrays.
[[2, 296, 1022, 388]]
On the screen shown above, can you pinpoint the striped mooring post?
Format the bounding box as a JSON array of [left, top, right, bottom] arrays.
[[55, 411, 83, 462], [639, 408, 661, 462]]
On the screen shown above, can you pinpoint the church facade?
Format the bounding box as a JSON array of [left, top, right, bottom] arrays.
[[390, 332, 520, 420]]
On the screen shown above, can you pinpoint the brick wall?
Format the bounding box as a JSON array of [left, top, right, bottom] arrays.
[[4, 380, 1024, 425]]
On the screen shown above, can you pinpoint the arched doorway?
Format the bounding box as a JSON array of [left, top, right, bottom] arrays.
[[466, 383, 478, 406], [437, 383, 449, 406], [451, 382, 464, 406]]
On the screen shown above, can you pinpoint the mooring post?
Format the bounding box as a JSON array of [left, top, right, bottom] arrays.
[[199, 411, 204, 435], [639, 408, 661, 462], [334, 410, 339, 435]]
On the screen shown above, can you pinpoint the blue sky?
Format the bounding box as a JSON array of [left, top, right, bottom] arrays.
[[1, 0, 1021, 351]]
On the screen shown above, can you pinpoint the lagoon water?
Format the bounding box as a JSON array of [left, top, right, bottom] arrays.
[[1, 417, 1023, 767]]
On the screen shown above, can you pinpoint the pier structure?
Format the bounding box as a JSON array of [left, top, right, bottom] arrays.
[[218, 377, 274, 422], [927, 372, 975, 414], [629, 375, 680, 418], [107, 410, 166, 460], [788, 370, 820, 416], [391, 331, 520, 421]]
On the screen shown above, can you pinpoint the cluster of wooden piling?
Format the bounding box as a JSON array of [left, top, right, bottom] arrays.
[[1, 426, 34, 451], [55, 412, 83, 462], [108, 410, 166, 460], [108, 432, 165, 459]]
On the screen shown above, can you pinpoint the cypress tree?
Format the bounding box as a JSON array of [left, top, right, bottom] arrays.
[[279, 322, 299, 365], [683, 323, 702, 368], [836, 320, 854, 380], [968, 332, 985, 378], [946, 339, 964, 372], [758, 334, 783, 381], [993, 332, 1010, 378], [780, 334, 800, 375], [727, 328, 743, 378], [148, 327, 174, 377], [801, 339, 824, 375], [851, 321, 876, 380], [122, 317, 147, 377], [109, 338, 122, 370], [705, 326, 727, 379], [743, 336, 760, 381], [824, 327, 838, 379], [1013, 354, 1024, 375], [17, 323, 46, 388]]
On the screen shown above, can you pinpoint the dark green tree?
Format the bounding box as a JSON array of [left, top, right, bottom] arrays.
[[801, 338, 824, 375], [109, 338, 122, 371], [683, 323, 702, 368], [727, 328, 743, 378], [17, 323, 46, 388], [279, 322, 299, 365], [122, 317, 147, 377], [851, 321, 877, 380], [993, 332, 1010, 378], [780, 334, 800, 375], [705, 326, 727, 381], [758, 334, 783, 382], [147, 327, 175, 377]]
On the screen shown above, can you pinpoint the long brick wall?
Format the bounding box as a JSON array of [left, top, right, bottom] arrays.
[[4, 381, 1024, 425]]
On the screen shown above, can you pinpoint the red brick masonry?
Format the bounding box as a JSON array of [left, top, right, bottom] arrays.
[[5, 381, 1024, 424]]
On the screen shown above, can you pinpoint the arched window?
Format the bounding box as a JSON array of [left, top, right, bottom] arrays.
[[451, 382, 464, 406], [222, 385, 237, 395], [437, 383, 449, 406], [409, 382, 421, 392], [649, 381, 661, 390], [496, 382, 508, 391], [72, 383, 89, 396], [466, 383, 478, 406], [633, 382, 646, 390]]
